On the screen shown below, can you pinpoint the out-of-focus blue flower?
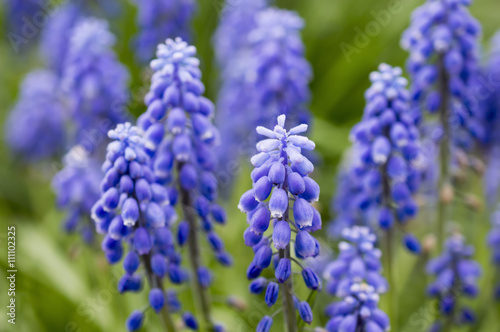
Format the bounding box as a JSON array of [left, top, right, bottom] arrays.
[[4, 0, 47, 51], [324, 226, 388, 298], [401, 0, 482, 150], [52, 145, 102, 243], [91, 123, 187, 329], [5, 70, 66, 161], [132, 0, 196, 63], [330, 64, 422, 250], [240, 114, 321, 325], [214, 7, 312, 189], [426, 234, 481, 328], [62, 18, 130, 149], [40, 2, 82, 76], [324, 282, 390, 332], [214, 0, 268, 184]]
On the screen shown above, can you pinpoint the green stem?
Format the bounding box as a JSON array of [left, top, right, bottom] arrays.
[[279, 246, 297, 332], [437, 54, 451, 249], [178, 164, 214, 331]]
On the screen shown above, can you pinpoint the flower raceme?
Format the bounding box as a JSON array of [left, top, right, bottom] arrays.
[[91, 123, 186, 331], [426, 234, 481, 330], [401, 0, 483, 150], [62, 18, 130, 149], [240, 114, 321, 329], [344, 63, 422, 252], [137, 37, 230, 330], [323, 226, 389, 331]]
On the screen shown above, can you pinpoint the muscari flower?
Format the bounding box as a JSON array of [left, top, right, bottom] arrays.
[[401, 0, 483, 150], [5, 69, 66, 161], [338, 64, 422, 252], [324, 282, 390, 332], [426, 234, 481, 329], [213, 0, 268, 185], [324, 226, 388, 299], [132, 0, 196, 63], [62, 18, 130, 149], [138, 37, 230, 329], [240, 114, 321, 326], [215, 7, 312, 190], [91, 123, 189, 331], [52, 145, 102, 243], [40, 2, 83, 76]]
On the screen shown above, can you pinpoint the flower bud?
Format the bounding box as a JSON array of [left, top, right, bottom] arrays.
[[253, 176, 272, 201], [296, 231, 319, 258], [288, 172, 306, 195], [133, 227, 151, 255], [294, 198, 314, 227], [257, 316, 273, 332], [298, 301, 313, 324], [269, 188, 288, 218], [249, 277, 267, 294], [126, 310, 144, 331], [275, 258, 291, 283], [265, 282, 279, 307], [268, 162, 285, 184], [149, 288, 165, 312], [250, 207, 271, 234], [273, 220, 291, 249], [254, 246, 272, 269]]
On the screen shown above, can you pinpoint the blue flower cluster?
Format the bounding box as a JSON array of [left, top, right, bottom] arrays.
[[91, 123, 187, 331], [240, 114, 321, 327], [4, 0, 47, 50], [345, 64, 422, 247], [139, 37, 231, 268], [61, 18, 130, 149], [5, 70, 66, 161], [214, 7, 312, 186], [52, 145, 102, 243], [132, 0, 196, 63], [401, 0, 483, 150], [324, 226, 388, 298], [214, 0, 269, 179], [426, 234, 481, 330], [40, 2, 83, 76], [324, 282, 390, 332], [249, 8, 312, 128], [488, 208, 500, 300]]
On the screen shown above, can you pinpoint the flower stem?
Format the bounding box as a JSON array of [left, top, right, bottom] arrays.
[[279, 246, 297, 332], [437, 54, 451, 249], [177, 164, 214, 331]]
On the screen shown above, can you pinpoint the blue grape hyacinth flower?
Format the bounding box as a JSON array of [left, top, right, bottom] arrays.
[[53, 145, 102, 243], [5, 70, 66, 162], [324, 226, 388, 298], [132, 0, 196, 63], [401, 0, 482, 150], [138, 37, 230, 330], [92, 123, 186, 331], [62, 18, 130, 149], [215, 7, 312, 191], [240, 114, 321, 328], [324, 282, 390, 332], [426, 234, 481, 329]]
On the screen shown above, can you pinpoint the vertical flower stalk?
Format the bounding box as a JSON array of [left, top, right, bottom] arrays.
[[240, 114, 321, 330], [426, 234, 481, 330], [132, 0, 196, 63], [92, 123, 187, 331], [138, 38, 231, 331], [401, 0, 482, 248]]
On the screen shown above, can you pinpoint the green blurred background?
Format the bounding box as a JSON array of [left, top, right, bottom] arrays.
[[1, 0, 500, 331]]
